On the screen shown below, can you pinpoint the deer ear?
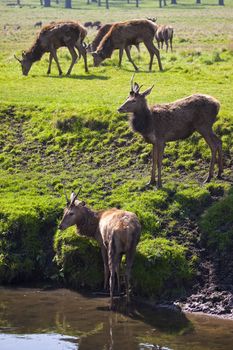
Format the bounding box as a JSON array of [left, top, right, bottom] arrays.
[[80, 201, 86, 206], [133, 82, 140, 91], [70, 192, 77, 203], [141, 85, 154, 97], [91, 51, 98, 57]]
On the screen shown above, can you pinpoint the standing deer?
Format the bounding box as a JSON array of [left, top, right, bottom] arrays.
[[14, 21, 88, 76], [155, 25, 174, 52], [87, 22, 140, 66], [58, 190, 141, 309], [91, 19, 163, 72], [117, 76, 223, 188]]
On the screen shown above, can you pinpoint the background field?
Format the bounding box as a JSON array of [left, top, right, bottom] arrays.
[[0, 0, 232, 305]]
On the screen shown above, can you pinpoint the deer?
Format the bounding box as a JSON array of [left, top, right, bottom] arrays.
[[14, 21, 88, 76], [87, 22, 140, 66], [58, 189, 141, 309], [91, 19, 163, 72], [117, 76, 223, 188], [147, 17, 174, 52], [155, 25, 174, 52], [34, 21, 42, 28]]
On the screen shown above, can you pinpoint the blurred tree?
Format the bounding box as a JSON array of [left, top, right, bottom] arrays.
[[136, 0, 139, 7], [171, 0, 177, 4], [219, 0, 224, 4], [196, 0, 201, 3], [106, 0, 109, 8], [65, 0, 72, 8], [44, 0, 51, 6]]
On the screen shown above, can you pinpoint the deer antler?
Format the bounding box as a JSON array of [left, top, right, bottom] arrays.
[[14, 54, 22, 63], [130, 73, 135, 91], [70, 185, 82, 205]]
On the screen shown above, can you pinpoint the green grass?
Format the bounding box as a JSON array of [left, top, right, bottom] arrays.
[[0, 1, 232, 296]]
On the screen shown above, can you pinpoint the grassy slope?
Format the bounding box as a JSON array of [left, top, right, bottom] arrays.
[[0, 1, 233, 295]]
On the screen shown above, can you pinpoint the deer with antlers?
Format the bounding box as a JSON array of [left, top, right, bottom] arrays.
[[117, 76, 223, 188], [58, 188, 141, 309], [91, 19, 163, 72], [15, 21, 88, 76]]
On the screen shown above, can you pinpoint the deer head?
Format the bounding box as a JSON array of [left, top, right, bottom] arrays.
[[58, 186, 84, 231], [14, 51, 33, 76], [91, 50, 105, 67], [146, 17, 157, 23], [117, 75, 154, 113]]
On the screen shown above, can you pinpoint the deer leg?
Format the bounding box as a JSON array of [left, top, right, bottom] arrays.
[[165, 40, 169, 52], [118, 48, 124, 67], [125, 46, 139, 71], [170, 38, 173, 52], [200, 131, 218, 183], [101, 246, 109, 290], [212, 133, 223, 178], [144, 40, 163, 71], [66, 46, 78, 76], [47, 53, 53, 74], [50, 47, 62, 76], [108, 237, 118, 309], [125, 246, 137, 304], [116, 253, 123, 294], [156, 140, 165, 189], [76, 43, 88, 73], [149, 144, 157, 185]]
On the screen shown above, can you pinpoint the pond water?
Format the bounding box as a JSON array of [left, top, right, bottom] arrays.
[[0, 288, 233, 350]]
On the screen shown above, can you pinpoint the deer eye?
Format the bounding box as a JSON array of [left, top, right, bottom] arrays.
[[69, 212, 74, 216]]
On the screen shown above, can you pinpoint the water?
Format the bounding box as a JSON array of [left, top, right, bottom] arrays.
[[0, 288, 233, 350]]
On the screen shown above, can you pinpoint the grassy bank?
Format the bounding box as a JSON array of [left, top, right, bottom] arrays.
[[0, 1, 232, 298]]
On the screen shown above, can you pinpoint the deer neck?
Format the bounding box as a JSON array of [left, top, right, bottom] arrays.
[[130, 105, 153, 140], [27, 38, 44, 62], [75, 207, 99, 239]]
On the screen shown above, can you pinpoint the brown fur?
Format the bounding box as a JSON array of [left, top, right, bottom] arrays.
[[155, 25, 174, 52], [118, 81, 223, 188], [16, 21, 88, 76], [58, 195, 141, 309], [92, 19, 163, 71], [88, 22, 140, 65]]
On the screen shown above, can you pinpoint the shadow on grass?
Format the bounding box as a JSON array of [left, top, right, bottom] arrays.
[[45, 74, 109, 80]]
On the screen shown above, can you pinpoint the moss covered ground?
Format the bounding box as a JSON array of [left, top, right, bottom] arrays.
[[0, 0, 232, 299]]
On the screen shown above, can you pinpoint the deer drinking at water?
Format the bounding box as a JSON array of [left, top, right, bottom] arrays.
[[58, 189, 141, 309], [15, 21, 88, 76], [118, 76, 223, 188]]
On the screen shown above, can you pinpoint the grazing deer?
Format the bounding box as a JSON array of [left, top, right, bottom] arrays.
[[92, 21, 101, 28], [14, 21, 88, 76], [91, 19, 163, 72], [155, 25, 174, 52], [58, 190, 141, 309], [34, 21, 42, 28], [117, 76, 223, 188], [87, 22, 140, 66], [84, 21, 93, 28]]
